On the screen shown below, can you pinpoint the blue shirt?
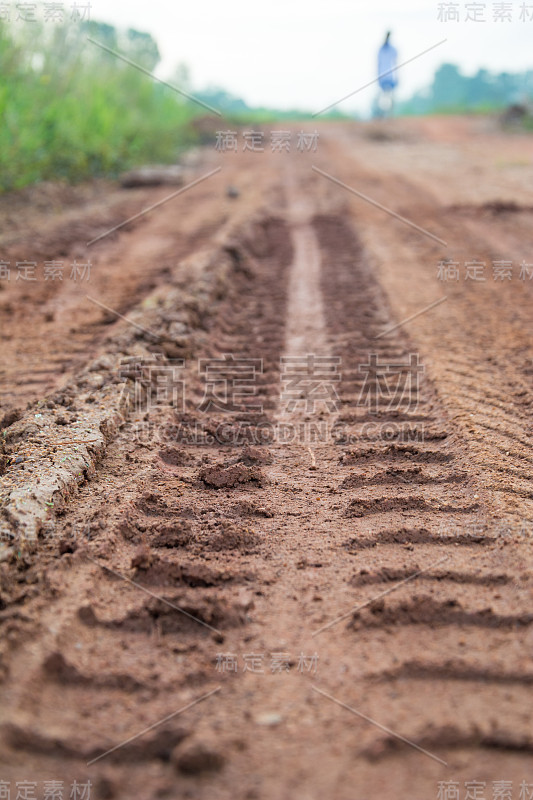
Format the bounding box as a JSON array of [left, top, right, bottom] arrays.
[[378, 42, 398, 90]]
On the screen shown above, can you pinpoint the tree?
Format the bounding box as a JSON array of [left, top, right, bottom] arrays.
[[432, 63, 465, 110]]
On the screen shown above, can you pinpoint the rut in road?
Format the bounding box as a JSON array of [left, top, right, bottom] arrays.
[[1, 189, 532, 799]]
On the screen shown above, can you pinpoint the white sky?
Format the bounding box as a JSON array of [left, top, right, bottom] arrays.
[[90, 0, 533, 114]]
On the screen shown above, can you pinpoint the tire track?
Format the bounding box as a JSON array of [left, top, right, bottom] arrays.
[[310, 211, 533, 767], [1, 160, 532, 798]]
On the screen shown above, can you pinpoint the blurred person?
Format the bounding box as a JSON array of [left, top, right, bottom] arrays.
[[377, 31, 398, 117]]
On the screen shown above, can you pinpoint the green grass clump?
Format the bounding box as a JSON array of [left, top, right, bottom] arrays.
[[0, 20, 199, 192]]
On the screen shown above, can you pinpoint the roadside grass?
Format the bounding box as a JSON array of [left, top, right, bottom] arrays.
[[0, 21, 199, 192]]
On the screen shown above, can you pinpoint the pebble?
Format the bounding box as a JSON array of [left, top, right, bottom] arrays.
[[255, 712, 283, 727]]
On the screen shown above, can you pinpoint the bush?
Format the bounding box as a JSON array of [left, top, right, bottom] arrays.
[[0, 20, 199, 191]]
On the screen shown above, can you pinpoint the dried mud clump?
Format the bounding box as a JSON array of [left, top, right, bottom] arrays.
[[207, 521, 261, 553], [130, 554, 234, 588], [134, 491, 172, 516], [0, 408, 22, 430], [158, 447, 193, 467], [230, 499, 274, 518], [173, 740, 226, 774], [198, 462, 265, 489], [78, 593, 249, 633], [150, 521, 194, 548], [232, 446, 273, 466]]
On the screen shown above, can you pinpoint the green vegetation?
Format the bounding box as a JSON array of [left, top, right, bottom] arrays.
[[398, 62, 533, 116], [5, 14, 529, 194], [0, 20, 350, 193], [193, 86, 352, 124], [0, 20, 200, 192]]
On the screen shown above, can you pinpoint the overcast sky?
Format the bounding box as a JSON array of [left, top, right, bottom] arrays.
[[91, 0, 533, 114]]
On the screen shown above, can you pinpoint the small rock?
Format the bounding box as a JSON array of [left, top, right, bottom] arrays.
[[254, 712, 283, 727], [256, 507, 274, 518], [120, 165, 185, 188]]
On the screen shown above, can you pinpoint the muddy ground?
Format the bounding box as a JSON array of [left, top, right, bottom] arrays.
[[0, 116, 532, 799]]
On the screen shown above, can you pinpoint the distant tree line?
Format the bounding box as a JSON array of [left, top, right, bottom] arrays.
[[398, 63, 533, 114]]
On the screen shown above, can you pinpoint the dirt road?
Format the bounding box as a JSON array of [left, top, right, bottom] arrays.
[[1, 116, 532, 800]]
